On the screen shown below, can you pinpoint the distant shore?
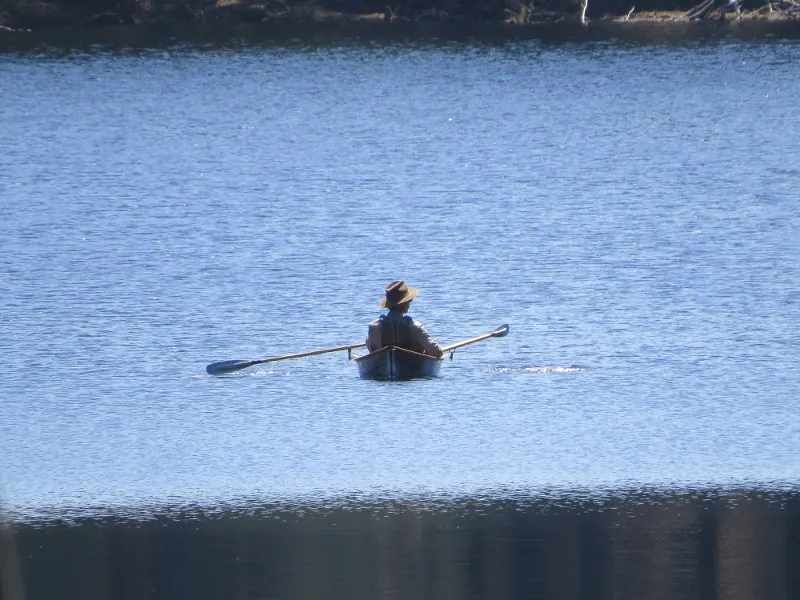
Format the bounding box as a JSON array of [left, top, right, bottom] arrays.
[[1, 0, 798, 31]]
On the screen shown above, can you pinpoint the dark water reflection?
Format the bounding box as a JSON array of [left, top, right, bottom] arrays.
[[6, 487, 800, 600]]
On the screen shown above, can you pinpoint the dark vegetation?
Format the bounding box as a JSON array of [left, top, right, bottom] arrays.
[[0, 0, 798, 30]]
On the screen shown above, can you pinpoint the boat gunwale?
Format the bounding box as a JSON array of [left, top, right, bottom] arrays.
[[352, 345, 445, 363]]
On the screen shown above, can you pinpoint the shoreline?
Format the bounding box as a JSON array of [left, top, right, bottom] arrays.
[[1, 0, 799, 32]]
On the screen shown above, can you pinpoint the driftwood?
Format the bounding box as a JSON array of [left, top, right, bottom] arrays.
[[763, 0, 800, 10], [684, 0, 800, 17], [684, 0, 722, 19], [0, 23, 30, 31]]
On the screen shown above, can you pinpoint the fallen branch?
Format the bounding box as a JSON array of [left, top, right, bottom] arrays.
[[0, 23, 31, 31], [684, 0, 717, 18]]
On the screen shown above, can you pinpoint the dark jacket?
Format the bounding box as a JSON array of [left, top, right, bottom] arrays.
[[366, 310, 443, 356]]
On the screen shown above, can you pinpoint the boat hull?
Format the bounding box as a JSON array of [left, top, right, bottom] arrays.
[[354, 346, 443, 381]]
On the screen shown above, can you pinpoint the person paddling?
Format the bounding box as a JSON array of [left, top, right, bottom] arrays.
[[366, 281, 443, 357]]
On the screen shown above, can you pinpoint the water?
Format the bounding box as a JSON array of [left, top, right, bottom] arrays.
[[2, 24, 800, 600], [6, 489, 800, 600]]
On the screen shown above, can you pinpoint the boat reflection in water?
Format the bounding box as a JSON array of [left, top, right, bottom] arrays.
[[7, 485, 800, 600]]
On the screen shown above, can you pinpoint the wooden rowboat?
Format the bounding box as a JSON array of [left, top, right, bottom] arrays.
[[354, 346, 444, 381]]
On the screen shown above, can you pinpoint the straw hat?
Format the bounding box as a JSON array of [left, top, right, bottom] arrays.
[[380, 280, 419, 309]]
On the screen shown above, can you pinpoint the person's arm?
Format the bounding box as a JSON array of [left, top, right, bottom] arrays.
[[366, 320, 382, 353], [409, 320, 443, 358]]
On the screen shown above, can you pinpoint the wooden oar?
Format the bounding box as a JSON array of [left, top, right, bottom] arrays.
[[206, 343, 367, 375], [441, 324, 509, 354]]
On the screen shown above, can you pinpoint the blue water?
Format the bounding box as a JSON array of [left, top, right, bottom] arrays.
[[2, 31, 800, 521]]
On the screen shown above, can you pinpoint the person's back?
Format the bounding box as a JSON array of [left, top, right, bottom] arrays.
[[366, 281, 443, 358]]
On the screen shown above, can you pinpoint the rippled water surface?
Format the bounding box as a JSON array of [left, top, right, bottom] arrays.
[[1, 24, 799, 599]]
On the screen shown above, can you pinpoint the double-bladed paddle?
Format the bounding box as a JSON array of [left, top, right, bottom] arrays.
[[441, 324, 509, 354], [206, 343, 367, 375]]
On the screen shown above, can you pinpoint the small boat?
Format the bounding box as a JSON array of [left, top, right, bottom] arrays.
[[354, 346, 444, 381], [206, 325, 508, 379]]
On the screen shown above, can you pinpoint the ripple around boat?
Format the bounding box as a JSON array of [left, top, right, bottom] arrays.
[[353, 346, 444, 381]]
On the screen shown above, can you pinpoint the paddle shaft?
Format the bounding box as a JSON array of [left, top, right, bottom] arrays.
[[441, 324, 509, 353], [251, 343, 367, 364], [207, 343, 367, 375]]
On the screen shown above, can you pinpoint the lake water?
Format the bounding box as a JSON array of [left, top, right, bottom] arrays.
[[1, 22, 800, 600]]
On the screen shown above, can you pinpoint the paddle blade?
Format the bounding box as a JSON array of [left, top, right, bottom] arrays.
[[492, 324, 510, 338], [206, 359, 256, 375]]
